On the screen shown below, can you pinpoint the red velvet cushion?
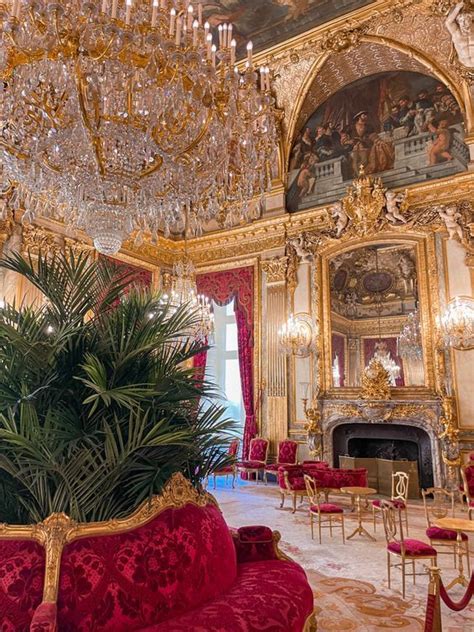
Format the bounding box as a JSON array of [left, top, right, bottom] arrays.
[[280, 476, 306, 491], [310, 504, 343, 514], [237, 461, 265, 470], [138, 560, 314, 632], [372, 499, 406, 509], [387, 539, 437, 556], [277, 441, 298, 465], [248, 439, 268, 462], [228, 440, 239, 457], [0, 539, 45, 632], [265, 463, 280, 471], [303, 461, 329, 468], [57, 503, 237, 631], [470, 500, 474, 507], [426, 527, 468, 541], [464, 466, 474, 495], [312, 468, 368, 489]]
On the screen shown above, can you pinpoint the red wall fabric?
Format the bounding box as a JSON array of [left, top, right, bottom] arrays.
[[195, 267, 256, 462], [100, 256, 153, 291], [363, 337, 405, 387], [331, 333, 346, 387]]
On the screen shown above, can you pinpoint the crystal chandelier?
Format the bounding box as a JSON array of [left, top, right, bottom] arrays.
[[371, 341, 400, 386], [397, 309, 423, 360], [278, 313, 317, 358], [166, 256, 214, 342], [439, 296, 474, 350], [0, 1, 278, 255]]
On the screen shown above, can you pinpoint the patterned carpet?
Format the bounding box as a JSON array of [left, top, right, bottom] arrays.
[[213, 479, 474, 631]]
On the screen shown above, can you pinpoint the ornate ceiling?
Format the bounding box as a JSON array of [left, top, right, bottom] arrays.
[[202, 0, 375, 55], [330, 244, 418, 320]]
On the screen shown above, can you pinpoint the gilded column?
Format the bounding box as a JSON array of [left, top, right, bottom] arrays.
[[261, 257, 289, 455]]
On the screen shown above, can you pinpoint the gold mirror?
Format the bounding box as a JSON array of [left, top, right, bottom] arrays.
[[327, 242, 425, 389]]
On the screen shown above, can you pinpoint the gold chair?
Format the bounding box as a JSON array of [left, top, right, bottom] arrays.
[[373, 471, 409, 534], [381, 499, 437, 599], [304, 474, 345, 544], [422, 487, 470, 573]]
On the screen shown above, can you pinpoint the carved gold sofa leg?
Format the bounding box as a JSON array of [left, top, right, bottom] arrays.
[[303, 610, 318, 631]]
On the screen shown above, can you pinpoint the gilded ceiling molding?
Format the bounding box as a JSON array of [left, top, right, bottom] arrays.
[[22, 223, 63, 258]]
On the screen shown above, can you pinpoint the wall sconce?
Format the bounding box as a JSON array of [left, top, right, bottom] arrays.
[[439, 296, 474, 351], [278, 313, 317, 358]]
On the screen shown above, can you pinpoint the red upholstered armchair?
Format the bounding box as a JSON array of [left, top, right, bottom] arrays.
[[0, 474, 316, 632], [236, 437, 270, 483], [264, 439, 298, 483], [211, 437, 240, 489]]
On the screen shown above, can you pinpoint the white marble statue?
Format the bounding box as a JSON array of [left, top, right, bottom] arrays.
[[384, 190, 408, 224], [330, 200, 349, 237], [288, 233, 314, 263], [438, 204, 464, 240], [446, 2, 474, 67]]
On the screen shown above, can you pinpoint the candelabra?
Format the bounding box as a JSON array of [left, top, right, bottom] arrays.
[[439, 296, 474, 350], [278, 313, 317, 358], [300, 382, 323, 459], [0, 0, 278, 254]]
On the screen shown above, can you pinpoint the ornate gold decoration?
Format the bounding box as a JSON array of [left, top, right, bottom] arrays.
[[262, 256, 288, 284], [303, 398, 323, 459], [21, 223, 62, 257], [362, 359, 392, 400], [438, 393, 461, 471], [320, 26, 366, 53]]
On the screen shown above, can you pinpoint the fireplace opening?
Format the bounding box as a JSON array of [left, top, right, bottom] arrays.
[[332, 422, 434, 489], [348, 437, 419, 462]]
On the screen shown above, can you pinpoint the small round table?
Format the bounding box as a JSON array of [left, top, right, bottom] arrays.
[[435, 517, 474, 589], [340, 486, 377, 541]]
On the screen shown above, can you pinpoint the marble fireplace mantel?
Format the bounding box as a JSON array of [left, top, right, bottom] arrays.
[[320, 398, 443, 487]]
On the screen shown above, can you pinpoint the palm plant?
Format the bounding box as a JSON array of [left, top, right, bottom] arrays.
[[0, 250, 236, 524]]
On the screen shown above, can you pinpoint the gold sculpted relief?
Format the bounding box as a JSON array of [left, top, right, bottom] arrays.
[[261, 257, 288, 284], [362, 359, 392, 400]]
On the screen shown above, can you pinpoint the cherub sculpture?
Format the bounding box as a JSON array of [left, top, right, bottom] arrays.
[[384, 190, 408, 224], [288, 233, 315, 263], [330, 200, 349, 237], [446, 2, 474, 67], [438, 204, 464, 241]]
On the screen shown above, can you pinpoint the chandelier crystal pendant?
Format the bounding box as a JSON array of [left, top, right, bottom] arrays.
[[397, 309, 423, 360], [439, 296, 474, 351], [166, 256, 214, 342], [278, 313, 317, 358], [0, 1, 278, 254]]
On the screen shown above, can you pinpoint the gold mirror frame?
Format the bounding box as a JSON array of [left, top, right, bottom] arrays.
[[317, 231, 440, 399]]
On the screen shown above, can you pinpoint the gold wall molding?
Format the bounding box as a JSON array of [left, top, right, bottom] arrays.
[[261, 256, 288, 285]]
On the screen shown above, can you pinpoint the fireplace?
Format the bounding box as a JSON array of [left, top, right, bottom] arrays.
[[332, 422, 434, 489]]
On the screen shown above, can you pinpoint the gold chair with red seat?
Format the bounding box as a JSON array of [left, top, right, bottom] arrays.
[[304, 474, 345, 544], [212, 438, 240, 489], [422, 487, 470, 573], [372, 471, 409, 534], [381, 499, 437, 599], [264, 439, 298, 483], [236, 437, 269, 484]]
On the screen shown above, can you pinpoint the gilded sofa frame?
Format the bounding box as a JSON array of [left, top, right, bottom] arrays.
[[0, 472, 317, 630]]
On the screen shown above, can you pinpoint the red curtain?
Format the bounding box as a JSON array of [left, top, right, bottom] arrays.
[[195, 267, 256, 460], [331, 333, 345, 387], [363, 337, 405, 387]]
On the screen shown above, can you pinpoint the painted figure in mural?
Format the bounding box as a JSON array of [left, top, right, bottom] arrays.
[[397, 252, 416, 295], [427, 118, 453, 165], [437, 204, 464, 241], [446, 2, 474, 68], [384, 190, 408, 224], [331, 200, 349, 237], [286, 71, 466, 214]]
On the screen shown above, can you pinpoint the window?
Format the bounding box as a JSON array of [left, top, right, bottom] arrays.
[[206, 299, 245, 430]]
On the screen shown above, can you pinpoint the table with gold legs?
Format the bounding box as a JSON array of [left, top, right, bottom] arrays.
[[435, 517, 474, 589], [340, 486, 377, 542]]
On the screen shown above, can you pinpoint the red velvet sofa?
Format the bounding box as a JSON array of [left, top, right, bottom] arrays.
[[0, 474, 316, 632], [279, 463, 368, 513]]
